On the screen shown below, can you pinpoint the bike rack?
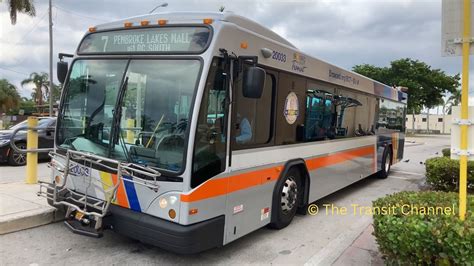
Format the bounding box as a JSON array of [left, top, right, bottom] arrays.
[[38, 149, 161, 230]]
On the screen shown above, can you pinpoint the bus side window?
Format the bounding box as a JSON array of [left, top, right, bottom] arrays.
[[304, 89, 336, 141], [232, 66, 274, 149], [191, 58, 228, 188]]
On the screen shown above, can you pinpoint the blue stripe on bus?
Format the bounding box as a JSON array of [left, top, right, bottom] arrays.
[[122, 175, 141, 212]]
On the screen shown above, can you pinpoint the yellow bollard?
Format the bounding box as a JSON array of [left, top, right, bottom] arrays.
[[126, 119, 135, 143], [25, 117, 38, 184], [459, 0, 471, 221]]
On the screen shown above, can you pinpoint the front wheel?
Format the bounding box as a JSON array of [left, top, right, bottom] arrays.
[[269, 168, 301, 229], [8, 142, 27, 166], [377, 147, 392, 179]]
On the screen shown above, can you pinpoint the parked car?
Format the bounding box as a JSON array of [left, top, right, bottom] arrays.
[[0, 117, 56, 166]]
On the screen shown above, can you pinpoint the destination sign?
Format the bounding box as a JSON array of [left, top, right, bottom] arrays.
[[78, 27, 210, 54]]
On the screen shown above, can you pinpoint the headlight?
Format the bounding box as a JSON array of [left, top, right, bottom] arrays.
[[0, 139, 9, 146]]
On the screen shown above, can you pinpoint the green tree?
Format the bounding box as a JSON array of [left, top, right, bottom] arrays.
[[0, 79, 21, 113], [9, 97, 36, 115], [6, 0, 36, 25], [353, 58, 460, 133], [21, 72, 49, 109]]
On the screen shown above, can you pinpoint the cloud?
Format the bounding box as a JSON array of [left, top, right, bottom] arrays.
[[0, 0, 471, 104]]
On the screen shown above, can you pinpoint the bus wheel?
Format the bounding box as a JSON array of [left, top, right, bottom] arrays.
[[269, 167, 301, 229], [377, 147, 392, 179]]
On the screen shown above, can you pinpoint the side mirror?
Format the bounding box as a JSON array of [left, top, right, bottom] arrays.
[[243, 66, 265, 98], [57, 61, 68, 84]]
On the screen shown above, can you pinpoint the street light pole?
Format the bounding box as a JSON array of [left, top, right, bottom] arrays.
[[48, 0, 53, 117], [149, 2, 168, 14]]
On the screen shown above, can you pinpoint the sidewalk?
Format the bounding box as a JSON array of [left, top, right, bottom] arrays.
[[332, 224, 384, 265], [0, 164, 63, 235]]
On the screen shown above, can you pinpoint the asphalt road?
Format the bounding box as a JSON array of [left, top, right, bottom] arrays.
[[0, 135, 450, 265]]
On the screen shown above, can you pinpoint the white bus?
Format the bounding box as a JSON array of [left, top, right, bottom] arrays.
[[41, 11, 407, 254]]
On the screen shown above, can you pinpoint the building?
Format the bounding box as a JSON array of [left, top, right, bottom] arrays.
[[405, 113, 452, 134]]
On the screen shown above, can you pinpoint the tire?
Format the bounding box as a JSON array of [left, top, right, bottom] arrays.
[[8, 142, 27, 166], [377, 147, 392, 179], [269, 167, 302, 229]]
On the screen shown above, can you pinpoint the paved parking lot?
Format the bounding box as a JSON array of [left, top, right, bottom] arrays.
[[0, 135, 449, 265]]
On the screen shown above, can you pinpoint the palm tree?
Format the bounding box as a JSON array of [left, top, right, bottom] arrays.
[[445, 89, 462, 114], [0, 79, 21, 113], [21, 72, 49, 110], [6, 0, 36, 25]]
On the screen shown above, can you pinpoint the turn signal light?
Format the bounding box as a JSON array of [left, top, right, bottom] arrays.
[[124, 21, 133, 28], [169, 209, 176, 219]]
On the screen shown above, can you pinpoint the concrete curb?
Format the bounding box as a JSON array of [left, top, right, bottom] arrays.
[[0, 207, 64, 235], [0, 182, 64, 235]]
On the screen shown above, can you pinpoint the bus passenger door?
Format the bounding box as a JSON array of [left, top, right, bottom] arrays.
[[191, 57, 230, 223], [225, 67, 277, 243]]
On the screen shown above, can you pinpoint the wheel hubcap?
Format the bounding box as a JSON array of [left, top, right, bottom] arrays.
[[13, 144, 26, 165], [281, 176, 298, 214]]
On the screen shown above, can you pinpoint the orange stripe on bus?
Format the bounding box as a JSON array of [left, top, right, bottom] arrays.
[[180, 178, 228, 203], [305, 145, 375, 171], [181, 145, 375, 203], [111, 174, 129, 208]]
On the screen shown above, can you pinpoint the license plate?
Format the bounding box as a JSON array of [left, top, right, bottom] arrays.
[[75, 211, 84, 220]]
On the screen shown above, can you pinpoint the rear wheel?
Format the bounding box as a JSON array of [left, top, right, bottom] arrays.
[[377, 147, 392, 179], [269, 167, 301, 229], [8, 142, 27, 166]]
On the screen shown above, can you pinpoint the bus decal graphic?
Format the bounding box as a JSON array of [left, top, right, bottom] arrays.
[[99, 171, 142, 212], [122, 175, 142, 212], [284, 92, 299, 125]]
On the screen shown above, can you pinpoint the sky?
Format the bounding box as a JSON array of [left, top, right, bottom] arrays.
[[0, 0, 473, 108]]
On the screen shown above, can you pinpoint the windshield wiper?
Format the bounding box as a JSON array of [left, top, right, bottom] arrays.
[[109, 76, 129, 158]]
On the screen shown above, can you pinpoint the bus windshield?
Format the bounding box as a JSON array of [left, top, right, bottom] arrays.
[[57, 59, 201, 173]]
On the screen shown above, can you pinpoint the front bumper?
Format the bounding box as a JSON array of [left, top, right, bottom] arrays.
[[104, 205, 225, 254]]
